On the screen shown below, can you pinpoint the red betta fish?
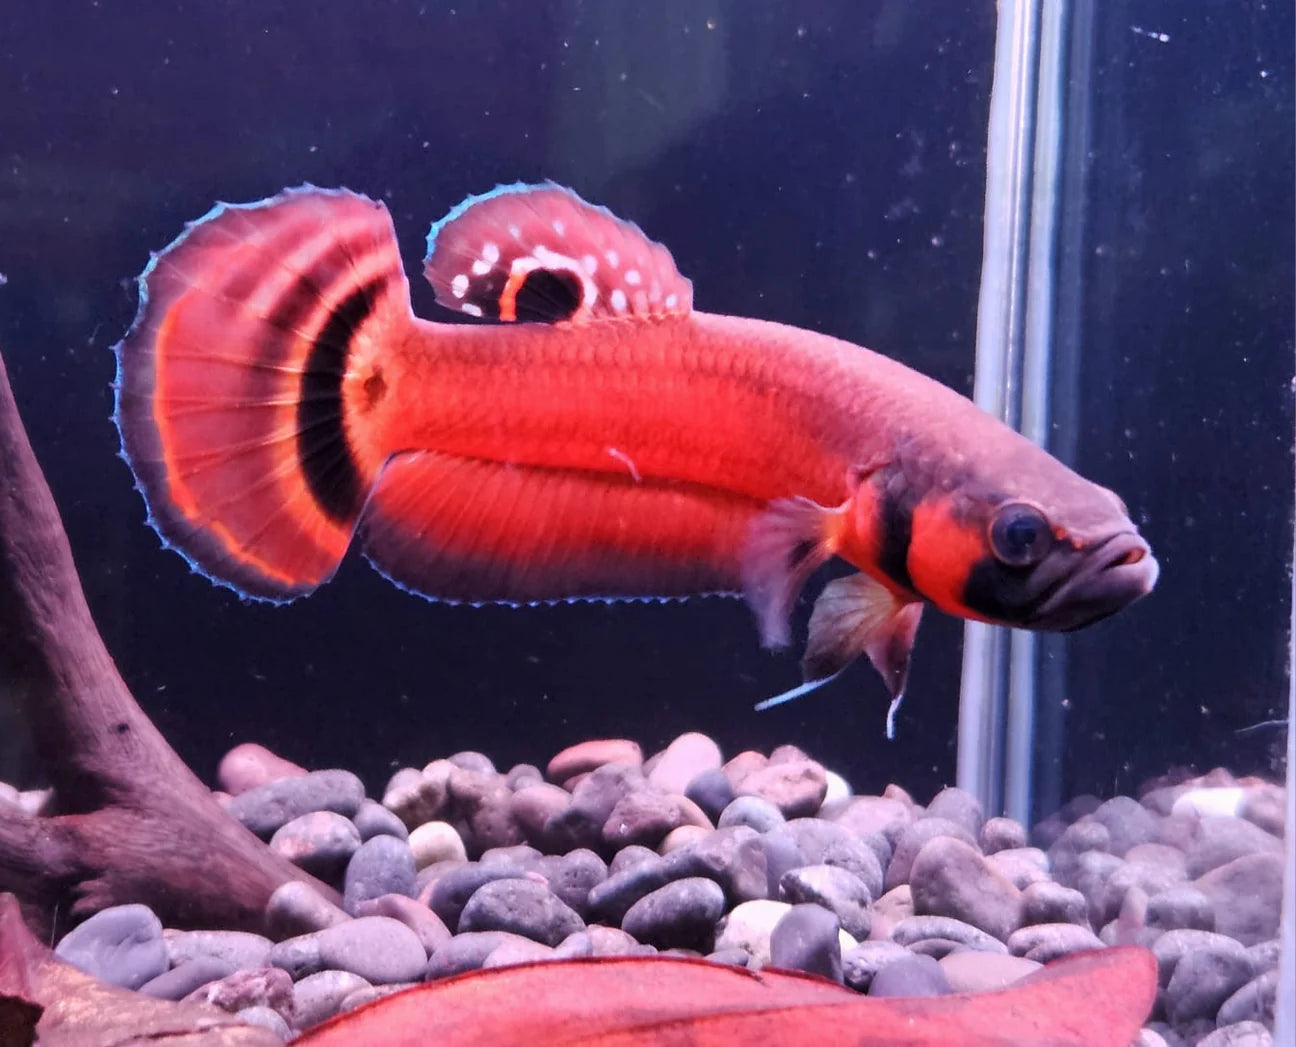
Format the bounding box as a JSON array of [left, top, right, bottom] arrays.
[[112, 183, 1157, 726]]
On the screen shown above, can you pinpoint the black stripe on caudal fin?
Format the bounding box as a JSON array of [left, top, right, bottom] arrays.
[[111, 186, 414, 601], [296, 281, 379, 524]]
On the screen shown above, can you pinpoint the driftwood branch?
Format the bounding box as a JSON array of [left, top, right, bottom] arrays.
[[0, 346, 335, 940]]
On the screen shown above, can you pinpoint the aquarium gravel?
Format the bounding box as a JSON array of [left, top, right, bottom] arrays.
[[14, 732, 1282, 1046]]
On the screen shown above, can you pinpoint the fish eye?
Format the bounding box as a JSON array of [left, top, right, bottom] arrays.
[[988, 503, 1053, 567]]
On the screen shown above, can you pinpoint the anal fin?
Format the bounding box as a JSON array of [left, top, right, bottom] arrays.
[[359, 451, 759, 605]]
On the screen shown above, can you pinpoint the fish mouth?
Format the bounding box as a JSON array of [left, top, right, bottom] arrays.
[[1025, 531, 1159, 632]]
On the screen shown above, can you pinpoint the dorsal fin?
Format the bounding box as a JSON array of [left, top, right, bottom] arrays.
[[423, 182, 693, 325]]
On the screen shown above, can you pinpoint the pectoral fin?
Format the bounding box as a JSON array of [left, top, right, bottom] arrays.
[[756, 571, 923, 739], [741, 497, 847, 649]]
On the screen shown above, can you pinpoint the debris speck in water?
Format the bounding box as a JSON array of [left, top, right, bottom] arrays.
[[1130, 25, 1171, 43]]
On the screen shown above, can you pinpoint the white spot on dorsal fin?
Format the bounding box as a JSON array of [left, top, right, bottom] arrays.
[[471, 259, 491, 276], [482, 242, 500, 263], [605, 249, 619, 269], [508, 223, 521, 239], [582, 254, 598, 274], [624, 269, 641, 286], [610, 288, 627, 312], [451, 273, 469, 298], [552, 219, 566, 236], [462, 303, 483, 317], [665, 292, 678, 309]]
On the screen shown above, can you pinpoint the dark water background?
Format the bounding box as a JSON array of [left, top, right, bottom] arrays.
[[0, 1, 1290, 809]]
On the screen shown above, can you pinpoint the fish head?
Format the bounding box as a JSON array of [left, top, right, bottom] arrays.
[[869, 436, 1159, 632]]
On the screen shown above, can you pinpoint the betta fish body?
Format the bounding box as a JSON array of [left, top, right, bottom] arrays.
[[112, 184, 1157, 726]]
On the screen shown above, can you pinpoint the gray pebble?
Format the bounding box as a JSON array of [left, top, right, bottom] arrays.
[[1147, 885, 1214, 932], [1091, 795, 1161, 857], [924, 787, 984, 839], [885, 817, 978, 891], [987, 847, 1052, 890], [536, 849, 608, 917], [668, 825, 769, 904], [1152, 929, 1247, 988], [271, 811, 362, 881], [1030, 816, 1068, 851], [343, 835, 417, 913], [824, 795, 912, 843], [459, 877, 585, 945], [780, 864, 872, 940], [685, 767, 736, 823], [1217, 969, 1278, 1029], [717, 795, 786, 832], [587, 925, 650, 957], [506, 762, 545, 790], [980, 816, 1027, 854], [1006, 922, 1104, 964], [1244, 939, 1280, 975], [353, 893, 453, 955], [1072, 852, 1126, 925], [771, 818, 885, 900], [1193, 853, 1284, 946], [294, 969, 372, 1028], [868, 953, 951, 998], [509, 783, 572, 851], [138, 958, 233, 1000], [769, 903, 843, 983], [1166, 946, 1255, 1025], [227, 770, 365, 838], [353, 799, 409, 841], [553, 930, 594, 959], [448, 750, 496, 774], [480, 844, 542, 866], [448, 767, 524, 852], [237, 1005, 292, 1040], [707, 947, 751, 967], [484, 937, 556, 967], [423, 931, 529, 979], [1196, 1023, 1273, 1047], [54, 903, 168, 990], [429, 861, 531, 928], [760, 831, 803, 899], [609, 844, 659, 876], [842, 940, 910, 992], [1021, 881, 1089, 927], [587, 856, 673, 924], [891, 915, 1007, 953], [1184, 817, 1283, 879], [547, 764, 646, 851], [164, 929, 273, 971], [1093, 859, 1187, 928], [265, 880, 349, 939], [268, 934, 324, 981], [908, 938, 963, 959], [622, 877, 726, 951], [316, 916, 427, 984], [909, 836, 1022, 943]]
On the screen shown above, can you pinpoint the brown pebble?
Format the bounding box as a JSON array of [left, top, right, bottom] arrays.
[[217, 743, 306, 797], [722, 751, 768, 788], [546, 739, 643, 783], [646, 733, 722, 794], [736, 759, 827, 818]]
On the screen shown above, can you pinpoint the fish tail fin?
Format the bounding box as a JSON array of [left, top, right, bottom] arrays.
[[112, 186, 414, 600]]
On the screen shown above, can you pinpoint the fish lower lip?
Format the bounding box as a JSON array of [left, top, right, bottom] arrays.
[[1030, 533, 1159, 631]]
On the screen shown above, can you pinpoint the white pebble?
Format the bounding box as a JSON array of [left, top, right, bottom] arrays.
[[824, 770, 852, 804], [407, 820, 467, 868], [1172, 786, 1246, 819]]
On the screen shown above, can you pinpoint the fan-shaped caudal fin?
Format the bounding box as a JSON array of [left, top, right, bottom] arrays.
[[424, 182, 693, 324], [112, 187, 414, 600], [359, 451, 754, 604]]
